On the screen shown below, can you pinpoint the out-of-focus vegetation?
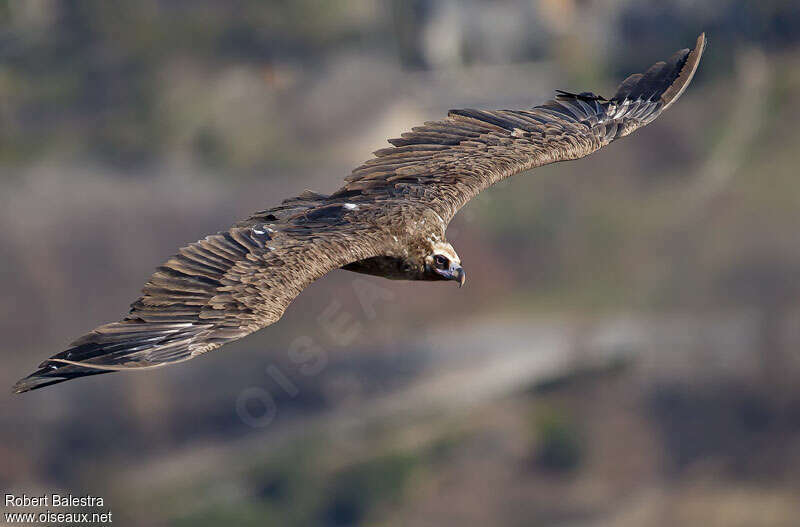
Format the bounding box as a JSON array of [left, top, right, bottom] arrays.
[[3, 1, 800, 526]]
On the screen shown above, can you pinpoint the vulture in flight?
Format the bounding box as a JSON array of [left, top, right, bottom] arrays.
[[13, 34, 706, 393]]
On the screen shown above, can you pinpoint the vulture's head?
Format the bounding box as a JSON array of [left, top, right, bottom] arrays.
[[423, 240, 465, 287]]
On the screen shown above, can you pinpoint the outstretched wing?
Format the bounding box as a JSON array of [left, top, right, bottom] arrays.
[[14, 35, 705, 393], [13, 216, 383, 393], [335, 34, 706, 223]]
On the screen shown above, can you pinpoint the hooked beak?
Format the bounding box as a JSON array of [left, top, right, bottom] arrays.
[[455, 266, 466, 288], [434, 263, 466, 287]]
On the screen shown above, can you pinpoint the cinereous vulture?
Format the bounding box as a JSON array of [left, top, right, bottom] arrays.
[[14, 34, 705, 393]]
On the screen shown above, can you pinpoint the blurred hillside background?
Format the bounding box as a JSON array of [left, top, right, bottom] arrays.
[[2, 0, 800, 525]]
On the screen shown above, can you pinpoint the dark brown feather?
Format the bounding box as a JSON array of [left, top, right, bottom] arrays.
[[13, 34, 705, 393]]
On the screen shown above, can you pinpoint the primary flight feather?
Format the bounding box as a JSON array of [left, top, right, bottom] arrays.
[[13, 34, 706, 393]]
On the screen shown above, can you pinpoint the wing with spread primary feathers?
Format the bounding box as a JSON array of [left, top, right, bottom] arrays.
[[13, 216, 383, 393], [334, 34, 705, 223], [13, 35, 705, 393]]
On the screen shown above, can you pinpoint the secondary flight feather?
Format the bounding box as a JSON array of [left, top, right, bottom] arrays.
[[13, 34, 706, 393]]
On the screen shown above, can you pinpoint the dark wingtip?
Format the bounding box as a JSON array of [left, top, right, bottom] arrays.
[[12, 375, 61, 394], [660, 32, 706, 110], [12, 367, 59, 394], [12, 363, 109, 394], [612, 32, 706, 109]]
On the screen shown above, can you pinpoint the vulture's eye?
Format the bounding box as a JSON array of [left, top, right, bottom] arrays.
[[433, 254, 449, 269]]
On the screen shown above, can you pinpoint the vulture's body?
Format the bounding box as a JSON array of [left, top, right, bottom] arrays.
[[14, 35, 706, 393]]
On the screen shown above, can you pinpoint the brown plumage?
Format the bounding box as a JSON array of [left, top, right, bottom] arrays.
[[13, 34, 706, 393]]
